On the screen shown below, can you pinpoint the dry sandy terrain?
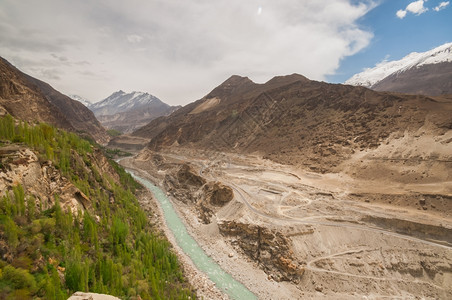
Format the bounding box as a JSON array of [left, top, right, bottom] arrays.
[[122, 144, 452, 299]]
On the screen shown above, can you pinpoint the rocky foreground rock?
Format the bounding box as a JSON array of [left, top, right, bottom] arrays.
[[68, 292, 121, 300]]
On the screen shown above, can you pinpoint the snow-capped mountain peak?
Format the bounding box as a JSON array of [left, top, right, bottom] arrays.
[[87, 90, 178, 134], [346, 42, 452, 88], [68, 94, 92, 107], [89, 90, 163, 116]]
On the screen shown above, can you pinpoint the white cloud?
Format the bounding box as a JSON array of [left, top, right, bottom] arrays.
[[434, 1, 450, 11], [396, 9, 407, 18], [406, 0, 428, 15], [257, 6, 263, 15], [126, 34, 144, 44], [396, 0, 429, 18], [0, 0, 377, 105]]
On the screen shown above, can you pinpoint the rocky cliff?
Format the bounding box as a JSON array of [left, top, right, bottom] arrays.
[[0, 144, 117, 217]]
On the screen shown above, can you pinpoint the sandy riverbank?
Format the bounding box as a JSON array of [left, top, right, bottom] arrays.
[[120, 158, 302, 299]]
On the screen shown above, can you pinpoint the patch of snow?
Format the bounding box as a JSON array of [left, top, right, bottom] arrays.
[[90, 90, 164, 116], [345, 42, 452, 87], [68, 94, 92, 107]]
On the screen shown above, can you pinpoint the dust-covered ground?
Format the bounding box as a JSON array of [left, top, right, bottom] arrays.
[[121, 141, 452, 299]]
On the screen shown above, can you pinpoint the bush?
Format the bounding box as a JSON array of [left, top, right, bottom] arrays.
[[107, 129, 122, 137], [1, 266, 36, 291], [1, 216, 19, 250]]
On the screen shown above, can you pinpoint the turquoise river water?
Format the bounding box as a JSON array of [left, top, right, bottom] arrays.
[[127, 170, 257, 300]]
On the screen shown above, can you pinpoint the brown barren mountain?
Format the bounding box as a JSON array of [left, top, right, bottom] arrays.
[[372, 61, 452, 96], [0, 57, 109, 144], [133, 74, 452, 174]]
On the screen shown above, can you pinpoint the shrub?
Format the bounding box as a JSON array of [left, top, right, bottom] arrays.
[[1, 265, 36, 291]]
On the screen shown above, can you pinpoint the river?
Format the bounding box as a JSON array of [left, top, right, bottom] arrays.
[[126, 169, 257, 300]]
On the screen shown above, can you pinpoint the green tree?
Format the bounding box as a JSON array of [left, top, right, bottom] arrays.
[[111, 217, 128, 245], [65, 261, 83, 292], [2, 216, 19, 250], [1, 265, 36, 291], [13, 184, 25, 216], [26, 195, 36, 221]]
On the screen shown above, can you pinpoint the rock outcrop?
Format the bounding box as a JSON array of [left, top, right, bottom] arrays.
[[203, 182, 233, 206], [161, 164, 234, 223], [198, 182, 233, 223], [218, 220, 304, 282], [0, 145, 85, 213], [163, 164, 205, 206], [68, 292, 121, 300], [177, 164, 206, 189], [0, 143, 118, 216]]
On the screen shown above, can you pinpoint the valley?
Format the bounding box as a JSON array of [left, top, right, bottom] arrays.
[[2, 2, 452, 299], [2, 47, 451, 299], [120, 145, 452, 299]]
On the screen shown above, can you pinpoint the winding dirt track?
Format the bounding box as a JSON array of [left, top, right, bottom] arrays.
[[196, 159, 451, 251], [305, 248, 446, 291]]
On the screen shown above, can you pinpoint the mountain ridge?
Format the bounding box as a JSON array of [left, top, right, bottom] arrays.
[[0, 56, 109, 144], [346, 42, 452, 96], [22, 73, 110, 144], [91, 90, 179, 134], [133, 73, 452, 174], [91, 90, 164, 115], [68, 94, 91, 107]]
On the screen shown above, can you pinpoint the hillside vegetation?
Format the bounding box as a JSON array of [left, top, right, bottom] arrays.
[[0, 115, 194, 299]]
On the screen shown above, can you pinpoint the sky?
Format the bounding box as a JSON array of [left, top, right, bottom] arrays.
[[0, 0, 451, 105], [329, 0, 452, 83]]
